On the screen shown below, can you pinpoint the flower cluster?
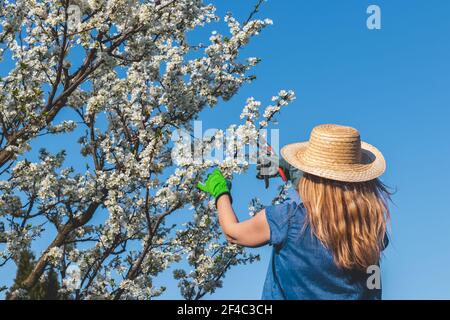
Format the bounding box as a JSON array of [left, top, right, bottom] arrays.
[[0, 0, 296, 300]]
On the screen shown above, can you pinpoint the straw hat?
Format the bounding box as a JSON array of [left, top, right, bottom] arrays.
[[281, 124, 386, 183]]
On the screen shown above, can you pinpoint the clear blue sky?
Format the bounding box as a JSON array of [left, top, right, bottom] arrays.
[[181, 0, 450, 299], [2, 0, 450, 299]]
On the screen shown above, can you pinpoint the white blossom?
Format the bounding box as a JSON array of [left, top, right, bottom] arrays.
[[0, 0, 295, 300]]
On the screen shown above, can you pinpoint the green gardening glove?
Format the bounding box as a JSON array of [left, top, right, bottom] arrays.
[[197, 168, 232, 205]]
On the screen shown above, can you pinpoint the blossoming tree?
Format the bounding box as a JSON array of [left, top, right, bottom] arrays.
[[0, 0, 295, 299]]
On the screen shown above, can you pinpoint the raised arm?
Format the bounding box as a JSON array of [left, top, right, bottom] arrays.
[[216, 195, 269, 247], [197, 169, 270, 247]]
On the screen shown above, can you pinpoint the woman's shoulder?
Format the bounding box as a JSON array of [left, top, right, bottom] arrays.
[[264, 201, 306, 249], [265, 201, 305, 222]]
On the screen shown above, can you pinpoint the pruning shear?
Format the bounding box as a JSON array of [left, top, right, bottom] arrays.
[[256, 137, 288, 189]]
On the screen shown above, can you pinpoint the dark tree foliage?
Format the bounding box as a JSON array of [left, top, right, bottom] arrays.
[[6, 250, 60, 300]]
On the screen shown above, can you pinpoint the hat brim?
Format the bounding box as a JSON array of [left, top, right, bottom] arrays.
[[280, 141, 386, 183]]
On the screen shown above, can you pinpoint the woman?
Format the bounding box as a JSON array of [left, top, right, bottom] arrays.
[[197, 124, 391, 300]]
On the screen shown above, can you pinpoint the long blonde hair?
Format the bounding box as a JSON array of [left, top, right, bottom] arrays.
[[299, 173, 391, 270]]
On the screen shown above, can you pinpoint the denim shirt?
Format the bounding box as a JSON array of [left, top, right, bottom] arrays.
[[262, 201, 386, 300]]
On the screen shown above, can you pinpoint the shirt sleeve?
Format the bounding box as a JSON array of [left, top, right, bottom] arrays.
[[265, 203, 292, 249]]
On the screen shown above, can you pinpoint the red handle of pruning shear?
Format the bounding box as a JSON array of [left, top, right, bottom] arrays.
[[265, 145, 288, 188], [278, 167, 287, 182]]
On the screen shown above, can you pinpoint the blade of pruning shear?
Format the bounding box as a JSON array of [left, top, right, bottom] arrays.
[[258, 135, 288, 189]]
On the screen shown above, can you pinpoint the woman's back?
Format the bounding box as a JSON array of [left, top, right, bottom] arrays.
[[262, 202, 386, 300], [198, 124, 391, 300]]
